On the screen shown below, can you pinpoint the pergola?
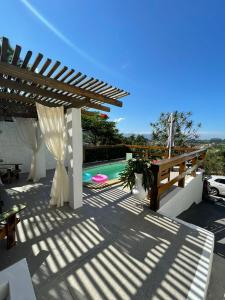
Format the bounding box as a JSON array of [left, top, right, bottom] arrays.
[[0, 36, 129, 208]]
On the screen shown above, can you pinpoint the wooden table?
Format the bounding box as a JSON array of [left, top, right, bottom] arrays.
[[0, 204, 26, 249]]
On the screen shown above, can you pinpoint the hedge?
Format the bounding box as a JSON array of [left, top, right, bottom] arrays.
[[84, 145, 128, 163]]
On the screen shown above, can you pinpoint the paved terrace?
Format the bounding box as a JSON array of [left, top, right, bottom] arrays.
[[0, 172, 214, 300]]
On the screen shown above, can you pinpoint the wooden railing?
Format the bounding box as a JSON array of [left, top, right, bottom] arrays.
[[149, 148, 207, 211], [126, 145, 198, 159], [83, 143, 200, 163]]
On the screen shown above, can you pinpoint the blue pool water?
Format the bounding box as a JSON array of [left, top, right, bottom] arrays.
[[83, 161, 126, 183]]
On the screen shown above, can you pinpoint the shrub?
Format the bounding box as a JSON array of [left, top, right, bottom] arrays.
[[205, 146, 225, 175], [84, 145, 128, 163]]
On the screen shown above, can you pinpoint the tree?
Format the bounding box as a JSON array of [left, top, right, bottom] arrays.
[[82, 113, 124, 145], [123, 134, 136, 145], [205, 146, 225, 175], [210, 138, 223, 144], [150, 111, 201, 146], [135, 134, 147, 145], [123, 134, 148, 145]]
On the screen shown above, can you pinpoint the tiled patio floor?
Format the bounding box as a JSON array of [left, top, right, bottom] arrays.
[[0, 172, 214, 300]]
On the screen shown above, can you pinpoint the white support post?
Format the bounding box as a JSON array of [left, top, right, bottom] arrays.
[[67, 108, 83, 209]]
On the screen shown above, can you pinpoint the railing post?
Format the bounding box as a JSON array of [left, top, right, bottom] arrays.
[[178, 161, 186, 187], [149, 164, 160, 211], [191, 157, 197, 177], [199, 152, 206, 169], [145, 149, 148, 159], [164, 151, 169, 159]]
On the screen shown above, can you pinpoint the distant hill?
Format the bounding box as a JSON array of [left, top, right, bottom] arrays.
[[123, 132, 225, 143], [123, 133, 151, 140]]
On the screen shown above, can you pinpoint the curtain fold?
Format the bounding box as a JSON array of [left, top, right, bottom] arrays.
[[36, 103, 69, 207], [14, 118, 43, 182]]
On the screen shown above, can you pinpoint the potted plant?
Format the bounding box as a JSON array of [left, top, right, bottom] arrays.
[[120, 158, 153, 202]]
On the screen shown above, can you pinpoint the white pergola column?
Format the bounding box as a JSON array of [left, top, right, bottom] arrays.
[[67, 108, 83, 209]]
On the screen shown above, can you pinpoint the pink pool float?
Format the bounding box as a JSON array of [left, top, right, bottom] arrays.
[[92, 174, 108, 184]]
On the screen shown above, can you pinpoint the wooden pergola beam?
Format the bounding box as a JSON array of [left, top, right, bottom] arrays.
[[0, 93, 111, 116], [0, 98, 97, 119], [0, 92, 88, 108], [0, 99, 90, 114], [0, 78, 86, 106], [0, 36, 130, 122], [0, 99, 37, 118], [0, 78, 110, 112], [83, 99, 110, 112], [0, 62, 123, 107]]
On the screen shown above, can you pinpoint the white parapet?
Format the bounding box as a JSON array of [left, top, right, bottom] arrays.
[[158, 172, 203, 218], [0, 258, 36, 300], [66, 108, 83, 209]]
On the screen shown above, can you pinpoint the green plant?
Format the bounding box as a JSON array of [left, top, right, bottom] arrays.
[[120, 158, 153, 191], [82, 113, 124, 145], [205, 146, 225, 175]]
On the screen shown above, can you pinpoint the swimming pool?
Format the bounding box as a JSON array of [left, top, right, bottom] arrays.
[[83, 161, 126, 183]]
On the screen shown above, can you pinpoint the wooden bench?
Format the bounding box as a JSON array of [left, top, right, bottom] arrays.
[[0, 204, 26, 249]]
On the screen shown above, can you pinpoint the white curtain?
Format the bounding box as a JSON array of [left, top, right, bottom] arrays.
[[36, 102, 69, 207], [14, 118, 43, 182]]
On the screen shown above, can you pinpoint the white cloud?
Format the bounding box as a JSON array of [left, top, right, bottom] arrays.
[[114, 117, 125, 124]]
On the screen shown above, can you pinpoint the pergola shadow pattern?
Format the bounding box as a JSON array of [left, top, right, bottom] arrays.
[[0, 37, 129, 119], [0, 172, 213, 300]]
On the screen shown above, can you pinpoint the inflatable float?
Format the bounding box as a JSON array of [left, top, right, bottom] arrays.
[[92, 174, 108, 184], [83, 172, 92, 182]]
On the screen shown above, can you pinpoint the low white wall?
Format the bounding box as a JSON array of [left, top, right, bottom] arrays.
[[158, 172, 203, 218], [0, 121, 56, 173], [0, 258, 36, 300]]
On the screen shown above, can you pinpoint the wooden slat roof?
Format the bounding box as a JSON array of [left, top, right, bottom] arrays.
[[0, 37, 129, 118]]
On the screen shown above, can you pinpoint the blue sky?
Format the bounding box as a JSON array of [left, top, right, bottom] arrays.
[[1, 0, 225, 138]]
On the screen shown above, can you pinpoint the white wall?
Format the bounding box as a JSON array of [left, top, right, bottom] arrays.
[[0, 121, 56, 173], [158, 172, 203, 218]]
